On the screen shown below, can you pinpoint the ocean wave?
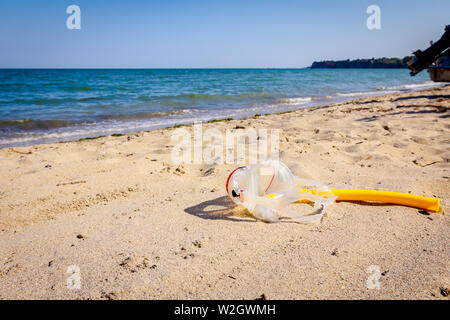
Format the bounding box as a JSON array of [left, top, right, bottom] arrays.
[[0, 109, 201, 131], [10, 96, 108, 105], [101, 109, 199, 120], [376, 81, 444, 91], [275, 97, 312, 105], [336, 90, 392, 97], [0, 118, 76, 130], [0, 115, 216, 147], [139, 92, 273, 103], [335, 81, 444, 98], [57, 85, 93, 91]]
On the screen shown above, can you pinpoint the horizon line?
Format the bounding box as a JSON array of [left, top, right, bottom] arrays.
[[0, 67, 311, 70]]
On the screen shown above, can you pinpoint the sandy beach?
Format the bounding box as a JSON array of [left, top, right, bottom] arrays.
[[0, 85, 448, 300]]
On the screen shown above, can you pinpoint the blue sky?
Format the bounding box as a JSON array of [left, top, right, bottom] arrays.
[[0, 0, 449, 68]]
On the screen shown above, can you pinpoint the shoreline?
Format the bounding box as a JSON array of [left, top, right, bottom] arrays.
[[0, 85, 448, 299], [1, 82, 446, 149]]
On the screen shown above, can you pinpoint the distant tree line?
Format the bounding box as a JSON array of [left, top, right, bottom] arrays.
[[310, 57, 413, 68]]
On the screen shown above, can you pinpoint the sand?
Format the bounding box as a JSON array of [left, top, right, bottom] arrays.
[[0, 85, 449, 300]]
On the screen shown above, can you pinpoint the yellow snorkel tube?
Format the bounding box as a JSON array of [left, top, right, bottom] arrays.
[[331, 189, 440, 212], [276, 188, 440, 212]]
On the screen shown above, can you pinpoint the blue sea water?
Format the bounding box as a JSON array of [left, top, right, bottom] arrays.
[[0, 68, 440, 147]]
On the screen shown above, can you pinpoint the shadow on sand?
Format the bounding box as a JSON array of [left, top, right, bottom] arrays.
[[184, 196, 329, 224], [392, 94, 450, 102], [184, 196, 256, 223], [356, 107, 448, 122]]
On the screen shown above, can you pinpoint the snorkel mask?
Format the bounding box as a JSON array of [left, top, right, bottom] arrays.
[[226, 160, 337, 223]]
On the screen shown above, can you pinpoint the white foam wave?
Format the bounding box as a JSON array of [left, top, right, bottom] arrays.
[[277, 97, 312, 105], [379, 81, 444, 91], [336, 90, 395, 97]]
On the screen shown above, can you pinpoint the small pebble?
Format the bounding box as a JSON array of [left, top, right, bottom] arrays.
[[193, 240, 202, 248]]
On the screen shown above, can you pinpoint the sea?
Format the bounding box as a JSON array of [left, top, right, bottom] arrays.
[[0, 68, 443, 148]]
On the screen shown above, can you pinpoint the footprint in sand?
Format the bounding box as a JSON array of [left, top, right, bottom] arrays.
[[344, 145, 360, 153]]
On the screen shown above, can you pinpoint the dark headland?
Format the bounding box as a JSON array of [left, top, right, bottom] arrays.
[[310, 57, 412, 68]]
